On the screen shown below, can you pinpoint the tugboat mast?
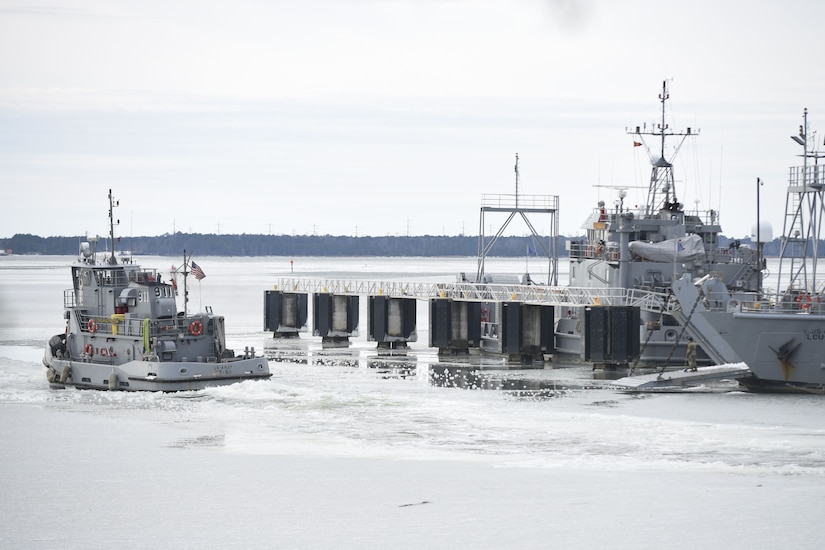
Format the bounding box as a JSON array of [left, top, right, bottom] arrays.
[[107, 188, 119, 265], [182, 250, 191, 316]]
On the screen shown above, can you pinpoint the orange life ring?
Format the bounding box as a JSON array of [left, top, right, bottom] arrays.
[[84, 343, 94, 356], [797, 294, 812, 310], [189, 320, 203, 336], [87, 319, 98, 333]]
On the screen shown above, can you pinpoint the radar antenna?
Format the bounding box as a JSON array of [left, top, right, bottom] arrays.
[[593, 184, 646, 213]]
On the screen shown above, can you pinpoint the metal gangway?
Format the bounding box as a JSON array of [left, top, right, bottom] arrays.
[[276, 277, 670, 314]]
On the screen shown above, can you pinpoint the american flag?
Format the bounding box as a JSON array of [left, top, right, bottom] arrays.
[[191, 261, 206, 280]]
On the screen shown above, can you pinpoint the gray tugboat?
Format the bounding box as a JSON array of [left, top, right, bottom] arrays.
[[43, 190, 271, 391], [671, 108, 825, 392], [555, 81, 762, 368]]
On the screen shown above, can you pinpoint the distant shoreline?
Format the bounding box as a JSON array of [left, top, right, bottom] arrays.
[[0, 233, 784, 258]]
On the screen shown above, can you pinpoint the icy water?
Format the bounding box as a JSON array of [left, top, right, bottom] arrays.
[[1, 255, 824, 549]]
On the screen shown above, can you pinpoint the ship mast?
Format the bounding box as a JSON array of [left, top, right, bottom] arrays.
[[107, 188, 119, 265], [628, 80, 696, 217], [777, 107, 825, 296], [182, 250, 191, 316], [514, 153, 519, 207]]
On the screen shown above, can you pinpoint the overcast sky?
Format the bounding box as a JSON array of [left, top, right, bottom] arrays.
[[2, 0, 825, 240]]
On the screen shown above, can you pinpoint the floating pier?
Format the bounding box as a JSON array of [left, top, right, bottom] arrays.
[[313, 293, 359, 347], [368, 295, 417, 349], [583, 305, 640, 369], [430, 298, 481, 355], [263, 290, 308, 338], [478, 300, 554, 362], [266, 278, 667, 363]]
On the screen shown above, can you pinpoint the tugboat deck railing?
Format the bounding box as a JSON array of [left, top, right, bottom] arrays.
[[73, 308, 211, 339]]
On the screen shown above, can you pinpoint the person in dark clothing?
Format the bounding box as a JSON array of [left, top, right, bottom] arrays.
[[686, 337, 697, 372]]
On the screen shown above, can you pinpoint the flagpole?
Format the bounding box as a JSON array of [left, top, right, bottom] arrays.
[[183, 249, 190, 316], [186, 256, 207, 313]]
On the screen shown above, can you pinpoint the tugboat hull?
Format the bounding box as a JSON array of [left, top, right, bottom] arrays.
[[43, 189, 271, 392], [44, 354, 271, 392]]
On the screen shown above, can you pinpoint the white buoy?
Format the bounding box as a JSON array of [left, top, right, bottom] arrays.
[[60, 365, 71, 383], [108, 372, 118, 391]]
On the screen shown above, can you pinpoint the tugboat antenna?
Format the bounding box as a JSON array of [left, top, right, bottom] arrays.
[[107, 188, 119, 265], [182, 250, 190, 316]]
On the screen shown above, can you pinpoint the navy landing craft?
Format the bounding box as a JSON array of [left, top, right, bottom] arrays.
[[43, 190, 271, 391], [555, 81, 763, 368], [670, 108, 825, 392]]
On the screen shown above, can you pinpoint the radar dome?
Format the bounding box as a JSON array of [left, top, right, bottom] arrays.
[[751, 221, 773, 243]]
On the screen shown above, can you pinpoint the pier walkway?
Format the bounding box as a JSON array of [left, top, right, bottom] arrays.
[[275, 277, 669, 314]]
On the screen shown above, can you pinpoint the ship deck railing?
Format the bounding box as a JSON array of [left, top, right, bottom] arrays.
[[276, 278, 670, 313], [586, 206, 723, 228], [76, 309, 211, 338], [480, 193, 559, 211], [739, 296, 824, 314], [63, 289, 76, 309], [667, 294, 825, 315], [566, 241, 750, 264], [788, 164, 825, 189], [567, 241, 619, 260]]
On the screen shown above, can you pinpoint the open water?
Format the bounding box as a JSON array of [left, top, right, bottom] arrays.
[[1, 255, 824, 549]]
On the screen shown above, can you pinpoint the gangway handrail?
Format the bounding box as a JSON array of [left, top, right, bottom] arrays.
[[275, 277, 669, 313]]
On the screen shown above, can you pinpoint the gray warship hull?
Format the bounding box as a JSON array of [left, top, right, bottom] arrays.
[[668, 107, 825, 393], [672, 277, 825, 392], [551, 81, 761, 369]]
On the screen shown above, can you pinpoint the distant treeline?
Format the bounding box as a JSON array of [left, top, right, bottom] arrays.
[[1, 233, 790, 257]]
